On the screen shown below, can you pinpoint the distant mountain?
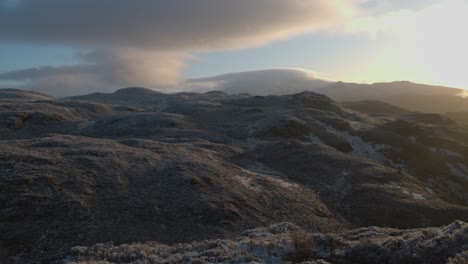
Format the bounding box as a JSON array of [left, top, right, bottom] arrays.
[[318, 81, 462, 101], [65, 87, 164, 106], [0, 88, 55, 101], [320, 82, 468, 113], [188, 69, 468, 114], [384, 94, 468, 114], [446, 111, 468, 126], [187, 69, 331, 95], [341, 100, 413, 115]]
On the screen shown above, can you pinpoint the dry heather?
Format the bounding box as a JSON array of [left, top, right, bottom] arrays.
[[63, 221, 468, 264]]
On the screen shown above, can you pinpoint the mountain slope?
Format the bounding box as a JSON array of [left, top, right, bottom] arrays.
[[341, 100, 413, 115], [319, 81, 462, 102], [1, 88, 467, 263]]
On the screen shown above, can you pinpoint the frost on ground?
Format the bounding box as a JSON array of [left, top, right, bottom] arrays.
[[317, 120, 396, 166], [240, 167, 300, 190], [2, 89, 468, 263], [339, 131, 397, 168], [386, 183, 426, 200], [63, 221, 468, 264], [344, 133, 389, 164]]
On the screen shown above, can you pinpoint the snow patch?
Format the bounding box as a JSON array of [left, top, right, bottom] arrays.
[[320, 121, 400, 169], [401, 189, 425, 200], [240, 167, 300, 190], [387, 184, 426, 200], [341, 132, 394, 165]]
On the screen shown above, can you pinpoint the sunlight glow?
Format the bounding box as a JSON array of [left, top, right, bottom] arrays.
[[345, 0, 468, 89]]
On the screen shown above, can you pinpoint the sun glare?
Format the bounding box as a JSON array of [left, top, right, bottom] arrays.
[[346, 0, 468, 89]]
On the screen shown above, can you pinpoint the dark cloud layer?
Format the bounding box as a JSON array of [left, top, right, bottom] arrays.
[[0, 0, 351, 50], [0, 0, 353, 95]]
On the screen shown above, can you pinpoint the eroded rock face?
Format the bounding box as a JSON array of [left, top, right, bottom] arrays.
[[1, 88, 467, 263]]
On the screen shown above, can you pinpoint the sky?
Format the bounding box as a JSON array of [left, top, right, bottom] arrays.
[[0, 0, 467, 96]]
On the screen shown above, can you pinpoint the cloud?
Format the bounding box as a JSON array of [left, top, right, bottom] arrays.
[[0, 0, 357, 95], [0, 49, 191, 96], [0, 0, 354, 51], [185, 68, 332, 95], [343, 0, 468, 88]]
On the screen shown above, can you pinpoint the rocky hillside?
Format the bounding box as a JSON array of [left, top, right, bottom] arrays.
[[1, 88, 467, 263]]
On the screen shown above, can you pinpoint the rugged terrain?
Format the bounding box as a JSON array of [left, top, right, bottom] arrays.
[[0, 87, 467, 263]]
